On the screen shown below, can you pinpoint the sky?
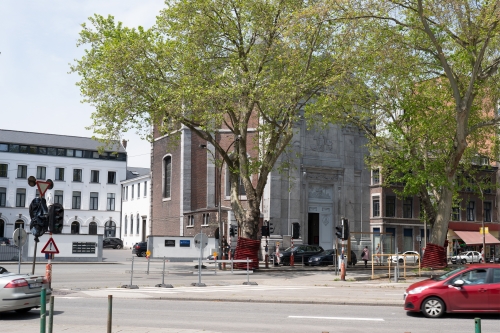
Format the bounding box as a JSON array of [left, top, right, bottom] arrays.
[[0, 0, 167, 168]]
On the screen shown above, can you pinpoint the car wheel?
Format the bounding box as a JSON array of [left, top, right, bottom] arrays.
[[479, 259, 483, 263], [421, 297, 445, 318], [461, 259, 467, 264], [15, 307, 33, 313], [140, 251, 147, 257], [398, 258, 404, 264], [115, 244, 122, 249]]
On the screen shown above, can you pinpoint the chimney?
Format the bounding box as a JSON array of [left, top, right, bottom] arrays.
[[122, 139, 128, 150]]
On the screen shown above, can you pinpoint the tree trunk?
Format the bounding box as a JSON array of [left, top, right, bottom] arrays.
[[430, 184, 454, 246]]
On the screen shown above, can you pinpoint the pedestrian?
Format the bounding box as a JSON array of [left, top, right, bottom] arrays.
[[362, 246, 370, 268]]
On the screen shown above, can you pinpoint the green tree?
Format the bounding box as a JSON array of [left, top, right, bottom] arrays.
[[313, 0, 500, 248], [72, 0, 351, 240]]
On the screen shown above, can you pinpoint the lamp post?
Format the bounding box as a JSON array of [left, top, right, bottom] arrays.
[[201, 136, 240, 269]]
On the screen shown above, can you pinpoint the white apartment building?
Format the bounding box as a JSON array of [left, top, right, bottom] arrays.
[[0, 129, 127, 239], [121, 167, 150, 249]]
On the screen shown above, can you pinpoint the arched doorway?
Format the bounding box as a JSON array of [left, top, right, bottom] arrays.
[[71, 221, 80, 234], [105, 221, 116, 237], [0, 219, 4, 237], [89, 222, 97, 235], [14, 219, 24, 230]]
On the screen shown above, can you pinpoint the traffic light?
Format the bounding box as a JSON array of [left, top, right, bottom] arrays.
[[230, 225, 235, 237], [335, 225, 343, 239], [29, 197, 49, 240], [261, 225, 270, 237], [214, 227, 220, 239], [342, 218, 349, 240], [292, 222, 300, 239], [48, 203, 64, 234]]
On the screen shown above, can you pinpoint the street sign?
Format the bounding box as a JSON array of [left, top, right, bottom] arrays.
[[41, 237, 60, 254], [36, 181, 52, 197], [194, 233, 208, 249], [13, 228, 27, 247]]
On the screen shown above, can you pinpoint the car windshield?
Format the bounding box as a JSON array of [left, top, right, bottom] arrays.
[[432, 266, 468, 281], [284, 247, 298, 252]]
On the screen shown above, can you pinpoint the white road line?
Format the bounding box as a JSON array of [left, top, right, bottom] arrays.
[[289, 316, 384, 322]]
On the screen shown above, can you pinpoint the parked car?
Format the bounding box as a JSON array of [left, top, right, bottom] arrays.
[[103, 237, 123, 249], [450, 251, 482, 264], [489, 257, 500, 263], [307, 249, 357, 266], [272, 244, 324, 266], [0, 266, 51, 313], [404, 264, 500, 318], [0, 237, 10, 245], [132, 242, 148, 257], [389, 251, 420, 264]]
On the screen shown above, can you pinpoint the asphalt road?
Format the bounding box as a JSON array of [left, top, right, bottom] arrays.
[[1, 298, 499, 333]]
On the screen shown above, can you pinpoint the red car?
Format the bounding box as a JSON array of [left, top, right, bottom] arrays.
[[404, 264, 500, 318]]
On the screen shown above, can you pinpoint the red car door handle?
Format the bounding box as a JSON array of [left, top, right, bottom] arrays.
[[478, 289, 487, 293]]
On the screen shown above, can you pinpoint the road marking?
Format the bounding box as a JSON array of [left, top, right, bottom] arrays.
[[289, 315, 384, 321], [56, 297, 82, 299]]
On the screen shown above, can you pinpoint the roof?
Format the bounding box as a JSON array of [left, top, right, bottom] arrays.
[[453, 231, 500, 245], [126, 167, 150, 180], [0, 129, 126, 153]]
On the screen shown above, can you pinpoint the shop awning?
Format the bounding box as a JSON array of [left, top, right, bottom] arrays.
[[454, 231, 500, 245]]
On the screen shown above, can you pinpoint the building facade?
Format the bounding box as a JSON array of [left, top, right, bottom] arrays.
[[369, 165, 500, 260], [151, 120, 371, 258], [121, 167, 151, 248], [0, 129, 127, 240]]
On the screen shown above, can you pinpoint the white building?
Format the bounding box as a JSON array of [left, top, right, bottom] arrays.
[[0, 129, 127, 239], [121, 167, 150, 248]]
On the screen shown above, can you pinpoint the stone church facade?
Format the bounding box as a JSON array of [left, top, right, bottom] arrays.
[[151, 120, 371, 257]]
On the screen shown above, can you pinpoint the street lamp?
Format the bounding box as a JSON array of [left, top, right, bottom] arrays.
[[200, 135, 240, 269]]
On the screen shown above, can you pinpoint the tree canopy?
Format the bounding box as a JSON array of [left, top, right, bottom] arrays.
[[72, 0, 352, 239], [312, 0, 500, 246]]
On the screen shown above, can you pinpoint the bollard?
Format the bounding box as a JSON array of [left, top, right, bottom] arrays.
[[130, 256, 134, 285], [40, 287, 46, 333], [147, 255, 151, 275], [107, 295, 113, 333], [475, 318, 481, 333], [48, 296, 54, 333]]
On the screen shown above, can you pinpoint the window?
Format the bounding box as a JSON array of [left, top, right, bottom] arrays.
[[16, 188, 26, 207], [0, 143, 7, 151], [452, 205, 460, 221], [372, 196, 380, 217], [385, 196, 396, 217], [9, 144, 19, 153], [55, 168, 64, 181], [372, 169, 380, 185], [484, 202, 492, 222], [132, 185, 134, 199], [0, 187, 6, 207], [403, 229, 413, 252], [107, 171, 116, 184], [137, 183, 140, 198], [385, 227, 396, 254], [136, 214, 140, 234], [124, 216, 128, 235], [125, 186, 128, 200], [75, 150, 83, 158], [202, 213, 210, 226], [47, 147, 56, 155], [57, 148, 65, 156], [163, 156, 172, 198], [90, 192, 99, 210], [54, 190, 63, 205], [66, 149, 74, 157], [144, 181, 147, 196], [39, 147, 47, 155], [105, 221, 116, 237], [0, 164, 7, 177], [467, 201, 475, 221], [130, 215, 134, 234], [226, 170, 247, 196], [107, 193, 115, 211], [71, 221, 80, 234], [403, 197, 412, 218], [90, 170, 99, 183], [36, 166, 46, 180], [19, 145, 28, 154], [187, 215, 194, 227], [72, 191, 81, 209], [89, 222, 97, 235], [17, 165, 27, 178], [73, 169, 82, 182]]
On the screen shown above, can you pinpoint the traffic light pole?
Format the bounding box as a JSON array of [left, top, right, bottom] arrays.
[[340, 240, 346, 281]]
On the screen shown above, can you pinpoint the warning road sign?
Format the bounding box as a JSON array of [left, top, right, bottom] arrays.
[[41, 237, 60, 254]]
